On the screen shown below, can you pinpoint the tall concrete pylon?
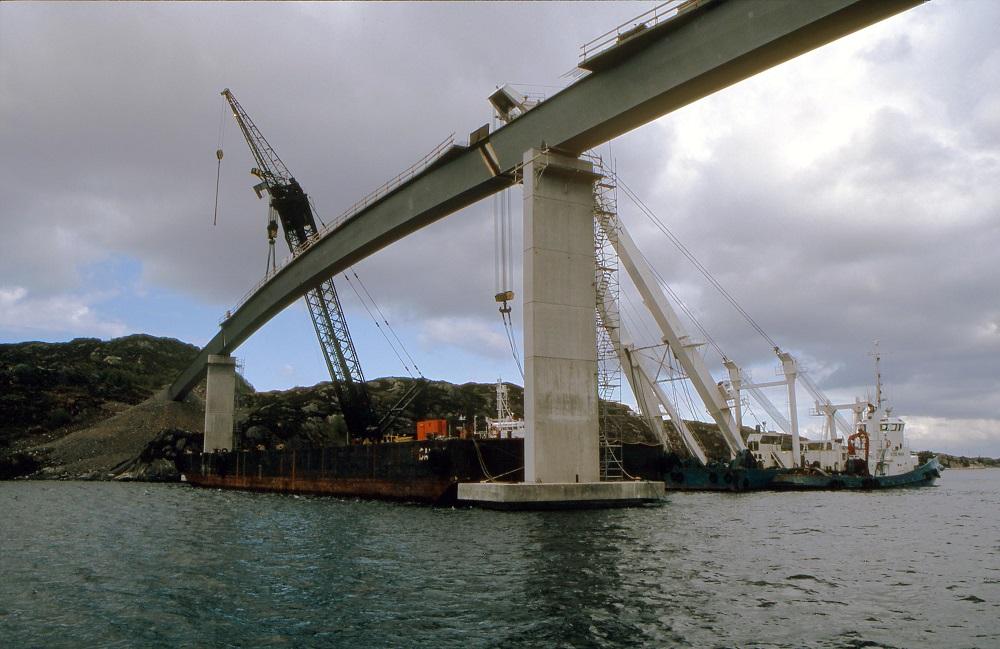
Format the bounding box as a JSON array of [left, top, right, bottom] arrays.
[[521, 149, 602, 484]]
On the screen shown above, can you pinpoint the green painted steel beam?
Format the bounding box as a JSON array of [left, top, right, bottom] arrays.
[[168, 0, 921, 400]]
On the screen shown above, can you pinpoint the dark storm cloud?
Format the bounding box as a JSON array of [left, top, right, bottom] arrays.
[[0, 1, 645, 306]]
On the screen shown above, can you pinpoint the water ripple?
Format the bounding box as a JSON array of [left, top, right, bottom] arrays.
[[1, 472, 999, 647]]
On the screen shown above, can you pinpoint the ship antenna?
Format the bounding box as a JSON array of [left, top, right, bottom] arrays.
[[871, 340, 883, 409]]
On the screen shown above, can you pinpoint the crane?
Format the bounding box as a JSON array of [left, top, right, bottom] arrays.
[[220, 88, 380, 440]]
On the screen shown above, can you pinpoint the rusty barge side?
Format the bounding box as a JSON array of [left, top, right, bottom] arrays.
[[181, 438, 525, 505]]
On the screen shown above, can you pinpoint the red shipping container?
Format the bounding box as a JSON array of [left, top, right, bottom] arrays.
[[416, 419, 448, 440]]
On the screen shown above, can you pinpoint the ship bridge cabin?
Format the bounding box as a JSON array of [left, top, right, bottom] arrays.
[[858, 415, 918, 476]]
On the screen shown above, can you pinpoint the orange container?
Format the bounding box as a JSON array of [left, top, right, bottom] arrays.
[[416, 419, 448, 440]]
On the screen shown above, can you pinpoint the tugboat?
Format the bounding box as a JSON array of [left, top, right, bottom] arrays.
[[770, 345, 941, 490]]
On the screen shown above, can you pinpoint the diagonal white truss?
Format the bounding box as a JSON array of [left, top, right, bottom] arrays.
[[597, 288, 709, 465], [598, 217, 745, 458]]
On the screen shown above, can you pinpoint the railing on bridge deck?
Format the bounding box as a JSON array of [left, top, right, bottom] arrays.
[[329, 133, 458, 231], [579, 0, 706, 64]]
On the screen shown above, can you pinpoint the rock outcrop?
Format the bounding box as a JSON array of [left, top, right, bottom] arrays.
[[113, 427, 203, 482]]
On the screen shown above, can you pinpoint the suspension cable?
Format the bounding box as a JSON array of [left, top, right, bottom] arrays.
[[343, 273, 417, 378], [743, 400, 766, 429], [349, 270, 422, 377], [636, 246, 727, 360], [620, 289, 659, 350], [503, 310, 525, 381], [612, 173, 779, 351]]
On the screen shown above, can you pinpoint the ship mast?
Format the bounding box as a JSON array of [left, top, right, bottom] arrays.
[[872, 340, 883, 410]]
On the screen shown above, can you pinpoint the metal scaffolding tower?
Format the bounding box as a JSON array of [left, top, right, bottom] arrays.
[[593, 159, 625, 480]]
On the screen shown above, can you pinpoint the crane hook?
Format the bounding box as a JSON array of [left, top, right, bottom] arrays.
[[213, 148, 225, 226]]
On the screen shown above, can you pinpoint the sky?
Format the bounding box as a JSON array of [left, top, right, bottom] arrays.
[[1, 1, 998, 457]]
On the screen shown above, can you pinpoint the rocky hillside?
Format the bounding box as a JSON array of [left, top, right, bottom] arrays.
[[0, 334, 201, 446], [920, 451, 1000, 469], [235, 376, 661, 450]]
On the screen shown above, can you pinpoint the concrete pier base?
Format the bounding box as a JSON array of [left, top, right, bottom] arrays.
[[457, 481, 664, 510], [203, 354, 236, 452]]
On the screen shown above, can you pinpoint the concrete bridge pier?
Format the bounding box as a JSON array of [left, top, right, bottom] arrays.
[[459, 149, 662, 509], [203, 354, 237, 452]]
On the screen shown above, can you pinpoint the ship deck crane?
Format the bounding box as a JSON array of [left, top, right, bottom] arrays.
[[221, 88, 396, 441]]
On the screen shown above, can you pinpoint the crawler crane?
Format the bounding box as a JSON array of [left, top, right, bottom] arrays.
[[222, 88, 415, 440]]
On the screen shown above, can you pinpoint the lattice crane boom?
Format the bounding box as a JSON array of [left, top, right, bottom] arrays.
[[221, 88, 378, 440], [221, 88, 292, 188]]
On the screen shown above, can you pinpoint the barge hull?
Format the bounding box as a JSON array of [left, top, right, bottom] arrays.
[[185, 473, 457, 503], [181, 438, 524, 505]]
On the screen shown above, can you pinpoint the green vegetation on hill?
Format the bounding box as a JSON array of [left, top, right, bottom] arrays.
[[0, 335, 200, 445], [236, 377, 657, 450]]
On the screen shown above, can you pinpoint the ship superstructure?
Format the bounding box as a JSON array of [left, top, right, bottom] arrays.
[[747, 433, 849, 473], [855, 344, 919, 476]]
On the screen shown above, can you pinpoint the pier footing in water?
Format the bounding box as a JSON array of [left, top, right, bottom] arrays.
[[457, 480, 664, 510]]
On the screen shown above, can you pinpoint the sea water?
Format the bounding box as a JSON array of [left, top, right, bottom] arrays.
[[1, 470, 997, 648]]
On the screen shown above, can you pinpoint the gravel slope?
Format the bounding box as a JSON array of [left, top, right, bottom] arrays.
[[35, 391, 204, 479]]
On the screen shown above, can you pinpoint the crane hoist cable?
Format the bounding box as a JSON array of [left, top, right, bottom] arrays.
[[307, 196, 326, 228], [492, 182, 523, 381], [503, 310, 524, 381], [348, 270, 423, 377], [613, 173, 779, 352], [488, 111, 523, 380], [343, 271, 420, 379], [213, 101, 226, 226]]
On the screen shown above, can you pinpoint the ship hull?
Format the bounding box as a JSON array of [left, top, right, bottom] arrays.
[[769, 457, 941, 490], [185, 473, 459, 502], [617, 444, 781, 491], [660, 466, 783, 491]]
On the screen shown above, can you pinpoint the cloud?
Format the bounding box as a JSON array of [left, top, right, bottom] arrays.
[[418, 316, 510, 360], [0, 286, 126, 339], [600, 3, 1000, 432], [904, 417, 1000, 457]]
